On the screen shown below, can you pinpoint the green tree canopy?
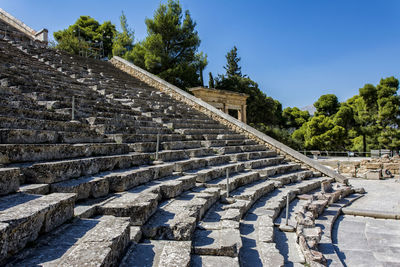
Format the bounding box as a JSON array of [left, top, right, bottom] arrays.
[[314, 94, 340, 116], [54, 16, 116, 58], [127, 0, 202, 89], [282, 107, 310, 129], [292, 77, 400, 152], [292, 115, 346, 151]]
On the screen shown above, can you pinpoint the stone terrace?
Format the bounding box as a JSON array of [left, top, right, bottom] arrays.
[[0, 35, 350, 266]]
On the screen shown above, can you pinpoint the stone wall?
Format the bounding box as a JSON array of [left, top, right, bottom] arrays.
[[319, 157, 400, 178], [110, 56, 348, 184]]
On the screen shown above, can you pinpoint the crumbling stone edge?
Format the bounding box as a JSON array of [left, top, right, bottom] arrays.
[[110, 56, 348, 184]]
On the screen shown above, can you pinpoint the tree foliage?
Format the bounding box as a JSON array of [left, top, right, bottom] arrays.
[[282, 107, 310, 129], [127, 0, 202, 89], [224, 46, 242, 77], [54, 16, 116, 58], [291, 76, 400, 152], [112, 12, 134, 57], [314, 94, 340, 116]]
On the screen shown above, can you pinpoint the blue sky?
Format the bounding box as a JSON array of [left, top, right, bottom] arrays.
[[1, 0, 399, 108]]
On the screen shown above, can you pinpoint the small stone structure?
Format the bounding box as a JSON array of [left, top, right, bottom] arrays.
[[189, 87, 249, 123]]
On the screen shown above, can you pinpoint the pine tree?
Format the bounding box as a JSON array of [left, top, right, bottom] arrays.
[[128, 0, 202, 89], [224, 46, 242, 77]]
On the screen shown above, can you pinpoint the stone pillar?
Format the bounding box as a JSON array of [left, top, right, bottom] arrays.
[[242, 105, 247, 123], [238, 109, 243, 122], [223, 103, 229, 114]]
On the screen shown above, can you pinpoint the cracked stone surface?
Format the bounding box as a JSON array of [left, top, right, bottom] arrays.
[[333, 178, 400, 266], [334, 215, 400, 266]]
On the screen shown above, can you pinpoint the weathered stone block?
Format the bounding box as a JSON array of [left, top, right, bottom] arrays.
[[0, 193, 75, 263], [0, 167, 20, 196], [194, 229, 242, 257], [365, 170, 382, 180]]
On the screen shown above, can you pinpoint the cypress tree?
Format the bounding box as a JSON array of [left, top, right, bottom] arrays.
[[208, 72, 215, 88]]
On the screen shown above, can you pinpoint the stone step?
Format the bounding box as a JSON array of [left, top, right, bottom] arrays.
[[51, 163, 176, 200], [192, 174, 313, 261], [120, 240, 192, 267], [191, 255, 240, 267], [200, 176, 303, 230], [21, 152, 151, 184], [187, 156, 285, 184], [256, 162, 302, 178], [245, 156, 285, 169], [268, 169, 315, 187], [201, 139, 257, 147], [134, 127, 173, 135], [194, 228, 242, 257], [142, 187, 220, 240], [238, 178, 332, 267], [0, 115, 92, 132], [87, 116, 160, 128], [0, 168, 21, 195], [7, 216, 130, 267], [229, 178, 276, 203], [153, 117, 216, 124], [0, 128, 108, 144], [0, 192, 76, 264], [107, 133, 185, 143], [86, 116, 159, 127], [150, 148, 215, 162], [316, 194, 362, 266], [187, 161, 247, 183], [176, 128, 235, 135], [164, 121, 227, 130], [206, 170, 260, 192], [229, 150, 276, 162], [174, 155, 231, 172], [162, 140, 203, 150], [18, 183, 49, 195], [215, 144, 268, 154], [75, 172, 196, 219], [187, 133, 247, 141], [97, 185, 161, 226], [0, 106, 70, 121], [0, 143, 129, 164], [128, 140, 202, 153], [80, 104, 143, 117], [88, 111, 153, 122], [92, 124, 171, 135], [274, 192, 318, 266], [144, 111, 207, 120]]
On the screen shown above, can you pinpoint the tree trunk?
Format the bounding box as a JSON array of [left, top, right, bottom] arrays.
[[363, 133, 367, 154], [199, 68, 204, 87]]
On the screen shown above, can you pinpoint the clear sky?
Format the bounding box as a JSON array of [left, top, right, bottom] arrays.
[[1, 0, 399, 108]]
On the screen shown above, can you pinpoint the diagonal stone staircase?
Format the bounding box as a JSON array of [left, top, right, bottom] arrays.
[[0, 29, 353, 266]]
